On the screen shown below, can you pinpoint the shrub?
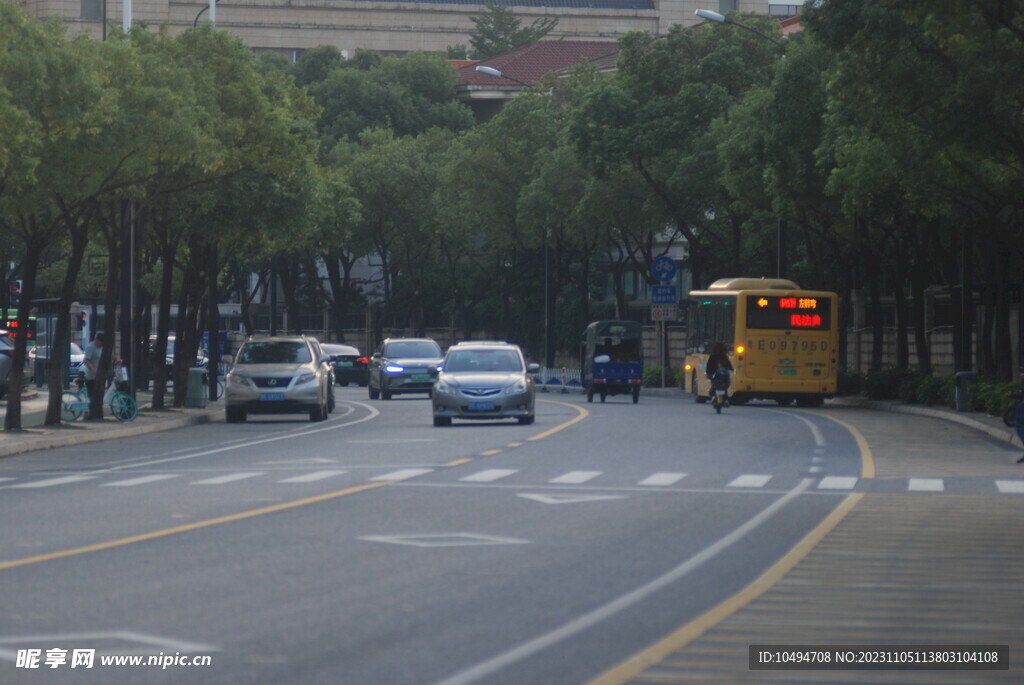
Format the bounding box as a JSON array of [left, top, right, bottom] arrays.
[[643, 366, 679, 388], [916, 374, 953, 406], [862, 367, 906, 400], [837, 368, 862, 397]]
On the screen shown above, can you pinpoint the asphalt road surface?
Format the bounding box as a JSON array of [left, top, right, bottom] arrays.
[[1, 386, 1019, 684]]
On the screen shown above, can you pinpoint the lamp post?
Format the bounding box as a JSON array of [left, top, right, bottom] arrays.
[[696, 9, 786, 277], [474, 65, 531, 87], [194, 0, 217, 27], [694, 9, 783, 46]]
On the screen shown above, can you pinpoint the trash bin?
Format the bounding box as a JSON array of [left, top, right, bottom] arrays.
[[185, 367, 208, 408], [955, 371, 977, 412], [34, 360, 46, 389]]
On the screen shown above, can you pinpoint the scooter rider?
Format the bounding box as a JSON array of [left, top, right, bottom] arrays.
[[706, 342, 734, 404]]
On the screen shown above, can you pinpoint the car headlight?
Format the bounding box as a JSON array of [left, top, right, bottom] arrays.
[[504, 379, 528, 395], [296, 372, 317, 385], [435, 379, 459, 396], [227, 373, 253, 388], [384, 364, 404, 374]]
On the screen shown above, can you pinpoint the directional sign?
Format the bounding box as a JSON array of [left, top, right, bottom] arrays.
[[651, 285, 677, 305], [651, 256, 676, 283]]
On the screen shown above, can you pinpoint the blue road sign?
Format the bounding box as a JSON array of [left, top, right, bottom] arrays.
[[652, 256, 677, 283], [651, 285, 677, 305]]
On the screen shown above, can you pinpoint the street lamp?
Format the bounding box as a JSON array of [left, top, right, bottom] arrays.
[[694, 9, 783, 46], [194, 0, 217, 27], [474, 65, 531, 87], [696, 9, 786, 277]]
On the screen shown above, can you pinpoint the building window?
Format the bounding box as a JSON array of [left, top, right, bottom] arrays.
[[769, 4, 802, 18], [81, 0, 101, 19], [719, 1, 737, 11]]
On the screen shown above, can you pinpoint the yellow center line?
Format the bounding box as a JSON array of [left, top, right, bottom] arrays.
[[480, 449, 502, 456], [588, 492, 865, 685], [589, 409, 876, 684], [0, 482, 388, 571], [527, 400, 589, 441]]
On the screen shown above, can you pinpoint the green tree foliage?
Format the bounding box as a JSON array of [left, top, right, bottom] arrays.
[[305, 51, 474, 152], [468, 4, 558, 59]]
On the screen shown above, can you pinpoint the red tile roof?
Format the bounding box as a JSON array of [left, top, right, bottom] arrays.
[[457, 40, 620, 87]]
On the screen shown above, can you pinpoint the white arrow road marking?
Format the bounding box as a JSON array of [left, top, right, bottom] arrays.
[[358, 533, 530, 548], [517, 493, 627, 505]]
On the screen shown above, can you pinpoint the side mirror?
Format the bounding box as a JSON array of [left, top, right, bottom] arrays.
[[527, 363, 541, 375]]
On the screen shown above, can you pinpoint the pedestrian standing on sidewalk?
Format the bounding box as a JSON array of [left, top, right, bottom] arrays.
[[83, 332, 104, 400]]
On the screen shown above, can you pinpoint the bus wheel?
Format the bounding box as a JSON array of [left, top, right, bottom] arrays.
[[776, 398, 793, 406], [796, 396, 823, 408]]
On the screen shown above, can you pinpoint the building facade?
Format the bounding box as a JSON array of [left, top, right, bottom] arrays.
[[15, 0, 804, 58]]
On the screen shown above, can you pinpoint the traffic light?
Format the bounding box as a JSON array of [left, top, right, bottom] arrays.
[[8, 279, 21, 306]]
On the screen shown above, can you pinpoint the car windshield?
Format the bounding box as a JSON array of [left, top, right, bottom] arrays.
[[445, 349, 522, 373], [386, 341, 441, 358], [237, 341, 312, 364]]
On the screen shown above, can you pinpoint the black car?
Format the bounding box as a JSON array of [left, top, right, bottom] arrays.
[[321, 343, 369, 387], [368, 337, 443, 400]]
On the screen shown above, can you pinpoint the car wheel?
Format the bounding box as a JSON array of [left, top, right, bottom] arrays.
[[433, 415, 452, 427], [328, 390, 335, 413], [382, 390, 392, 400], [517, 415, 534, 425], [632, 386, 640, 404], [309, 404, 325, 422], [226, 406, 246, 423], [586, 388, 594, 403], [368, 384, 379, 400]]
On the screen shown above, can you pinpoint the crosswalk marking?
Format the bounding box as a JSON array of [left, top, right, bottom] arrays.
[[370, 468, 434, 482], [908, 478, 944, 492], [10, 475, 98, 488], [103, 474, 180, 487], [638, 473, 687, 487], [727, 474, 772, 488], [278, 470, 348, 484], [818, 476, 858, 490], [549, 471, 602, 485], [995, 480, 1024, 494], [460, 469, 518, 483], [191, 472, 265, 485]]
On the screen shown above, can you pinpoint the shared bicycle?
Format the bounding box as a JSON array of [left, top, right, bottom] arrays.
[[60, 367, 138, 422]]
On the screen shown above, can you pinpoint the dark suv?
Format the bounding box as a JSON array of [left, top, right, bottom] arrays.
[[368, 338, 443, 400]]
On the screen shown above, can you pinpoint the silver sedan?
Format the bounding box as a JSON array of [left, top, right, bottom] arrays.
[[431, 342, 539, 426]]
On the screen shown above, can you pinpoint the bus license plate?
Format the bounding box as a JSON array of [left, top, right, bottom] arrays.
[[261, 392, 286, 401], [469, 401, 494, 411], [777, 369, 797, 376]]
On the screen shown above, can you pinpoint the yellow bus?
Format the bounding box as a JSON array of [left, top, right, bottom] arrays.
[[682, 278, 838, 407]]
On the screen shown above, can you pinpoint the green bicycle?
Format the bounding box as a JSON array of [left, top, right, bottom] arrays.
[[60, 369, 138, 422]]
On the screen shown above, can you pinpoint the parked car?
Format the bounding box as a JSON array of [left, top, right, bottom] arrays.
[[149, 335, 209, 379], [321, 343, 369, 387], [28, 343, 85, 383], [368, 337, 444, 400], [0, 329, 14, 399], [224, 335, 334, 423], [431, 341, 539, 426]]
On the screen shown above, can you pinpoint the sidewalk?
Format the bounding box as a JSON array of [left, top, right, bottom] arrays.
[[0, 387, 222, 458]]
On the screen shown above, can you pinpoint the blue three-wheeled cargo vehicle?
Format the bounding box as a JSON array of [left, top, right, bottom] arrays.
[[580, 320, 643, 404]]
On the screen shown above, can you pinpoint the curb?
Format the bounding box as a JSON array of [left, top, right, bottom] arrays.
[[831, 397, 1021, 447], [0, 409, 220, 458]]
